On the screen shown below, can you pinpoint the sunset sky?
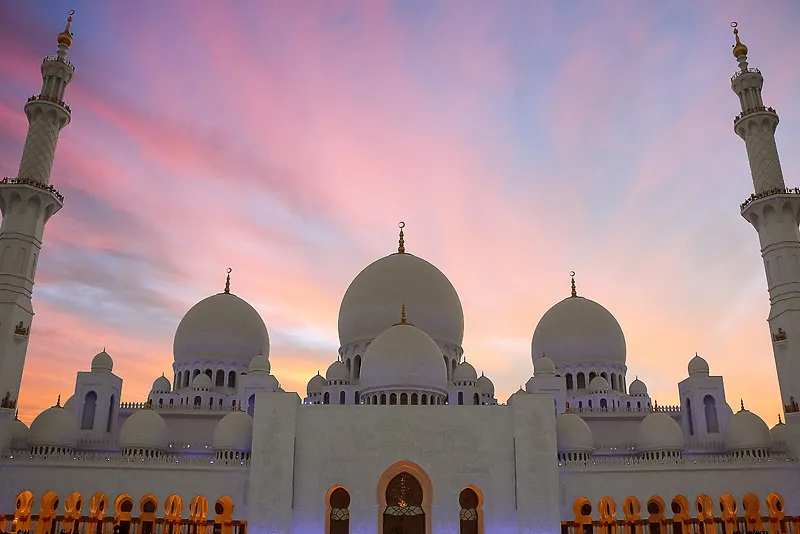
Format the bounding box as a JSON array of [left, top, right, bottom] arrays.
[[1, 1, 799, 425]]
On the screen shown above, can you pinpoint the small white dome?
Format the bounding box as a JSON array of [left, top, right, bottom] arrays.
[[635, 412, 684, 453], [4, 417, 29, 447], [28, 406, 78, 448], [771, 422, 789, 448], [338, 252, 464, 346], [360, 323, 447, 392], [120, 409, 169, 451], [212, 410, 253, 451], [508, 388, 528, 405], [63, 395, 75, 412], [453, 361, 477, 382], [688, 354, 710, 377], [151, 375, 171, 394], [556, 413, 594, 452], [532, 296, 626, 367], [588, 376, 610, 393], [91, 350, 113, 372], [533, 356, 556, 377], [629, 378, 648, 396], [477, 373, 494, 396], [173, 292, 270, 364], [723, 407, 771, 452], [307, 373, 326, 396], [192, 373, 213, 390], [326, 361, 350, 383], [249, 352, 270, 374]]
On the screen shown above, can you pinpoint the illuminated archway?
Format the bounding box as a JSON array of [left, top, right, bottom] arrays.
[[743, 493, 763, 532], [719, 494, 737, 534], [64, 492, 83, 534], [13, 490, 34, 532], [573, 496, 593, 534], [325, 485, 350, 534], [646, 496, 666, 534], [598, 496, 618, 534], [189, 495, 209, 522], [766, 493, 785, 534], [36, 491, 59, 534], [164, 494, 184, 534], [622, 496, 642, 534], [87, 493, 108, 534], [459, 486, 483, 534], [695, 494, 714, 534], [214, 496, 235, 534], [139, 494, 158, 534], [671, 495, 690, 534], [114, 493, 134, 533], [377, 461, 433, 534]]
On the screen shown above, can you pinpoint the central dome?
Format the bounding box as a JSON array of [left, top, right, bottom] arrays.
[[360, 323, 448, 391], [174, 292, 270, 364], [338, 253, 464, 346], [531, 296, 626, 367]]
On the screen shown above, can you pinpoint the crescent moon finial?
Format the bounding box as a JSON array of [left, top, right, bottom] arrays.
[[224, 268, 232, 294], [570, 271, 577, 297], [398, 221, 406, 253]]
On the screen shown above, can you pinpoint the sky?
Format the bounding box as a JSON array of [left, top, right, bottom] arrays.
[[1, 1, 799, 425]]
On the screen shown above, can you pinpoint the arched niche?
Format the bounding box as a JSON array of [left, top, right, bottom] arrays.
[[325, 485, 351, 534], [376, 461, 433, 534]]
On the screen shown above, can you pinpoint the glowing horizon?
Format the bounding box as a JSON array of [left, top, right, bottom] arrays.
[[1, 1, 799, 426]]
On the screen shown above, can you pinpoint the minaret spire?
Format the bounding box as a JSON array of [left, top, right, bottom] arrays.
[[733, 24, 800, 425], [0, 13, 74, 412]]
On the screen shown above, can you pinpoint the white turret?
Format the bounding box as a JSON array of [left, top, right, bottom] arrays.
[[0, 12, 75, 415], [732, 23, 800, 424]]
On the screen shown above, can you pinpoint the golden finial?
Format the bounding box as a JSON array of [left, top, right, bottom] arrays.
[[564, 401, 570, 413], [236, 401, 242, 412], [778, 414, 783, 424], [57, 10, 75, 48], [146, 399, 153, 410], [731, 22, 748, 58], [56, 394, 61, 407], [570, 271, 577, 297], [394, 302, 414, 326], [740, 399, 745, 411], [14, 409, 19, 420], [397, 221, 405, 254], [224, 268, 232, 294]]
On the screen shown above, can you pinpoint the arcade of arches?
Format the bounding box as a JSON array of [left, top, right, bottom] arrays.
[[2, 492, 243, 534], [565, 493, 796, 534]]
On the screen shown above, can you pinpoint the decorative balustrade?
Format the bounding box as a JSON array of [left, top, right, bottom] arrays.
[[119, 401, 237, 412], [734, 105, 777, 122], [563, 516, 800, 534], [731, 66, 762, 81], [566, 403, 680, 415], [741, 186, 800, 211], [1, 514, 246, 534], [0, 450, 249, 468], [43, 55, 74, 68], [0, 177, 64, 202], [558, 451, 795, 470], [26, 94, 71, 113]]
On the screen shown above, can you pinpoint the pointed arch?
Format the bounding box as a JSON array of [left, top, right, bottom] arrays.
[[646, 496, 666, 534], [671, 495, 690, 534], [36, 491, 60, 534], [13, 491, 34, 532], [214, 496, 235, 534], [623, 496, 642, 534], [81, 390, 98, 430], [377, 460, 433, 534], [189, 496, 209, 522], [325, 485, 351, 534], [64, 491, 83, 533], [459, 485, 483, 534], [742, 493, 763, 532], [165, 495, 184, 521], [598, 496, 618, 534]]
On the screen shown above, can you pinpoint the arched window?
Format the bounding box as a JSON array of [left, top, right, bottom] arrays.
[[458, 392, 464, 405], [107, 394, 115, 432], [204, 369, 213, 380], [421, 394, 428, 405], [626, 401, 631, 409], [81, 391, 98, 430], [193, 369, 200, 379], [328, 487, 350, 534], [324, 392, 330, 405], [184, 370, 190, 388], [577, 372, 586, 389], [339, 391, 346, 405], [600, 398, 607, 409], [380, 394, 387, 405], [215, 370, 225, 387], [443, 356, 449, 379], [473, 393, 479, 405], [611, 374, 617, 390], [620, 375, 626, 393], [566, 373, 574, 390], [459, 487, 480, 534], [354, 391, 360, 404], [589, 371, 597, 382], [411, 393, 419, 405], [169, 398, 174, 406], [637, 401, 641, 409], [159, 398, 164, 408], [686, 398, 694, 435], [400, 393, 408, 405], [384, 473, 424, 533], [354, 355, 362, 380], [346, 359, 351, 377], [588, 399, 592, 409], [600, 372, 608, 381], [247, 394, 255, 417], [228, 371, 236, 388], [209, 397, 214, 407], [390, 393, 397, 405], [194, 396, 201, 407], [372, 395, 378, 405], [704, 395, 719, 433]]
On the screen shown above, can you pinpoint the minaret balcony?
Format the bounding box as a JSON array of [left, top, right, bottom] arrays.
[[0, 177, 64, 203], [733, 106, 776, 123], [43, 55, 74, 69], [26, 94, 71, 113], [740, 187, 800, 213], [730, 67, 761, 82]]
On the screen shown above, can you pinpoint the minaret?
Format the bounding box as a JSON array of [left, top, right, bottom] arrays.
[[0, 12, 74, 412], [733, 23, 800, 423]]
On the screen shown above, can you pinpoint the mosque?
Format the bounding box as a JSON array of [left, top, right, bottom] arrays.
[[1, 14, 800, 534]]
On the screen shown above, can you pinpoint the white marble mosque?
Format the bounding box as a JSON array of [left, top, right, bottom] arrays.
[[1, 16, 800, 534]]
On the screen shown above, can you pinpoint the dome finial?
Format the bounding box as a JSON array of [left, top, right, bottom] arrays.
[[570, 271, 577, 297], [778, 413, 783, 424], [398, 221, 406, 253], [14, 409, 19, 420], [654, 400, 658, 412], [224, 268, 232, 294], [740, 398, 745, 411], [56, 394, 61, 407], [731, 22, 748, 59], [57, 10, 75, 48], [394, 302, 414, 326]]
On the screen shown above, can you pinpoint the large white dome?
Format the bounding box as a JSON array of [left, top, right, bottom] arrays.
[[635, 412, 684, 453], [120, 409, 169, 451], [723, 408, 771, 452], [556, 413, 594, 453], [360, 323, 448, 392], [28, 406, 78, 448], [338, 253, 464, 346], [532, 296, 626, 367], [213, 410, 253, 452], [173, 292, 270, 364]]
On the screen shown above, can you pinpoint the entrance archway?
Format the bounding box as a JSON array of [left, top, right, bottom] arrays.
[[377, 461, 433, 534]]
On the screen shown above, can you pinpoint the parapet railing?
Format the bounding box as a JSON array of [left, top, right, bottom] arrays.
[[26, 94, 71, 113], [1, 515, 246, 534], [0, 450, 249, 467], [734, 105, 777, 122], [44, 55, 74, 68], [741, 187, 800, 211], [119, 402, 238, 411], [563, 515, 798, 534], [731, 66, 762, 81], [558, 451, 795, 469], [0, 177, 64, 202], [566, 404, 681, 414]]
